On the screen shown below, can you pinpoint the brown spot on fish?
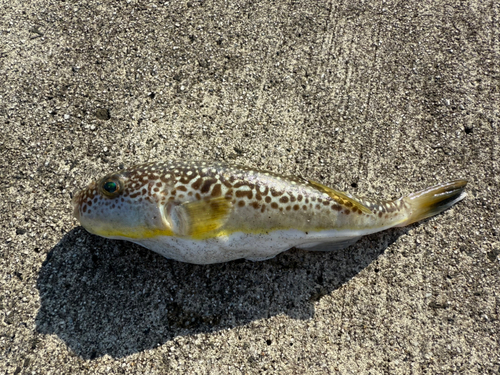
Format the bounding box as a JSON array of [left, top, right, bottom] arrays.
[[378, 211, 383, 217], [279, 196, 289, 204], [297, 194, 303, 202], [234, 181, 254, 189], [255, 193, 262, 201], [251, 202, 260, 209], [177, 185, 187, 192], [286, 206, 291, 211], [221, 179, 232, 188], [156, 182, 162, 187], [201, 178, 217, 194], [236, 190, 253, 199], [265, 196, 272, 203], [238, 200, 246, 207], [211, 184, 222, 197], [195, 193, 201, 200], [293, 205, 300, 211], [191, 178, 203, 190], [271, 188, 282, 197], [261, 204, 266, 213], [303, 205, 307, 210], [344, 209, 351, 215], [271, 202, 278, 209], [290, 195, 296, 202]]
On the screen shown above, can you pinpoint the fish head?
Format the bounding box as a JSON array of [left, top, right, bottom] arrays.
[[72, 170, 169, 240]]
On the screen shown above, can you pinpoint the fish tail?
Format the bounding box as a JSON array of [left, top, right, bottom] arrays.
[[397, 180, 467, 227]]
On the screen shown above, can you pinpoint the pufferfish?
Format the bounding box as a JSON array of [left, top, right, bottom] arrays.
[[72, 161, 467, 264]]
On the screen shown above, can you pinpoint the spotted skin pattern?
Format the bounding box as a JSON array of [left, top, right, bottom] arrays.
[[73, 161, 467, 264]]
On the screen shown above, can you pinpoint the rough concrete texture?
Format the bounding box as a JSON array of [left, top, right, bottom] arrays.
[[1, 0, 499, 373]]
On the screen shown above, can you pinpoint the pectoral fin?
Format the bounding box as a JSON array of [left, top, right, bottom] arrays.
[[308, 179, 372, 214], [164, 197, 233, 238]]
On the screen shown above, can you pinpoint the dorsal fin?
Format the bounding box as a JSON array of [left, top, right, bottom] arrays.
[[164, 197, 233, 239], [308, 179, 372, 214]]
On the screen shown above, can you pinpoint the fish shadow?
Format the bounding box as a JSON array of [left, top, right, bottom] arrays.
[[35, 227, 409, 359]]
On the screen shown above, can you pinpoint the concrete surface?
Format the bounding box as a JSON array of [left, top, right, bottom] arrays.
[[1, 0, 499, 373]]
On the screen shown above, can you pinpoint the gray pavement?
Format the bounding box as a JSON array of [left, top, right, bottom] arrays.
[[1, 0, 499, 373]]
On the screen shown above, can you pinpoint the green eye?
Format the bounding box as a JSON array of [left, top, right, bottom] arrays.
[[103, 181, 118, 194]]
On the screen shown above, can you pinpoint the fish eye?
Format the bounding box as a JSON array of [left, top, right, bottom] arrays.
[[103, 181, 117, 193], [100, 178, 121, 197]]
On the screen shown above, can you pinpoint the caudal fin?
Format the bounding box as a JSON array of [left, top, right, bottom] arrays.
[[399, 180, 467, 227]]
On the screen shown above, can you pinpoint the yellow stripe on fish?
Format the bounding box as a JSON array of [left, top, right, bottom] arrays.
[[72, 161, 467, 264]]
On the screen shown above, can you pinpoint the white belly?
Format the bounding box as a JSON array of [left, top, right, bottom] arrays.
[[110, 228, 379, 264]]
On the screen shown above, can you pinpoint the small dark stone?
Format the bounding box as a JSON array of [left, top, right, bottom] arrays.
[[148, 92, 155, 99], [351, 182, 358, 188], [16, 228, 26, 235], [5, 313, 14, 324], [429, 301, 449, 309], [487, 248, 499, 262], [316, 274, 324, 285], [464, 125, 473, 134], [95, 108, 111, 121]]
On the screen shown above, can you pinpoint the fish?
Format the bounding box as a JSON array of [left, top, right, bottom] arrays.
[[72, 161, 467, 264]]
